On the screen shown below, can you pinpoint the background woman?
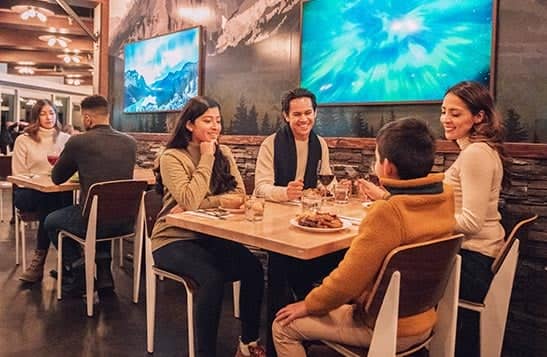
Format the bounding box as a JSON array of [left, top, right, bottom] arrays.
[[12, 99, 72, 283], [441, 81, 506, 357], [151, 96, 265, 357]]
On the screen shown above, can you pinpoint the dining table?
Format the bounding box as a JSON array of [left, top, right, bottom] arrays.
[[166, 199, 369, 356], [7, 166, 155, 193]]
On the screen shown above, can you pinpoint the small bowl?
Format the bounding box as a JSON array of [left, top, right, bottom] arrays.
[[219, 194, 245, 210]]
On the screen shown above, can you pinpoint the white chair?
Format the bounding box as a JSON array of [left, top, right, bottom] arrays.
[[56, 179, 148, 317], [459, 214, 538, 357], [0, 155, 12, 222], [14, 208, 40, 271], [321, 234, 463, 357], [144, 190, 241, 356]]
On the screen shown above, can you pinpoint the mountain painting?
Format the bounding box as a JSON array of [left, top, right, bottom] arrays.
[[123, 26, 201, 113], [301, 0, 494, 105]]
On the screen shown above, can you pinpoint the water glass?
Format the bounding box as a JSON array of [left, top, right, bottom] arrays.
[[245, 194, 265, 222], [301, 191, 322, 214], [334, 183, 350, 204]]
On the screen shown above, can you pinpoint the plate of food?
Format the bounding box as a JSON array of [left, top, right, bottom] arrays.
[[290, 212, 352, 233]]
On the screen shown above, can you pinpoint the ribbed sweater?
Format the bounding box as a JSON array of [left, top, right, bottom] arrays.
[[304, 173, 455, 337], [150, 142, 245, 251], [12, 128, 70, 176], [444, 137, 504, 257]]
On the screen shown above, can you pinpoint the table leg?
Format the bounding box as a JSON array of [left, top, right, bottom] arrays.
[[266, 253, 294, 357]]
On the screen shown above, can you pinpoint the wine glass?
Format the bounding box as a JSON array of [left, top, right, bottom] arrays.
[[316, 160, 335, 200], [46, 148, 59, 166]]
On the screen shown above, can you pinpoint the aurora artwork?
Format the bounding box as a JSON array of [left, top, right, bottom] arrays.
[[301, 0, 495, 105]]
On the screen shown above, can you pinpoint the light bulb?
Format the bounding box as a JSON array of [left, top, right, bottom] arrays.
[[47, 38, 56, 47], [36, 12, 47, 22], [72, 56, 81, 64], [63, 55, 71, 63], [58, 38, 67, 48]]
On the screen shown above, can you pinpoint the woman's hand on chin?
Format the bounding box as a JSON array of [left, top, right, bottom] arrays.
[[199, 140, 217, 156]]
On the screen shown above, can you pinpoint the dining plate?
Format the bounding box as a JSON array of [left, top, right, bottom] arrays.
[[289, 218, 352, 233]]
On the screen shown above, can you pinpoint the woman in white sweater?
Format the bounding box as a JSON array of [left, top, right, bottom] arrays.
[[12, 99, 71, 283], [440, 81, 506, 357]]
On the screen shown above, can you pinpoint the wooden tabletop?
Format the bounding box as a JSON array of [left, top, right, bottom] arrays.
[[7, 167, 155, 193], [166, 199, 368, 260]]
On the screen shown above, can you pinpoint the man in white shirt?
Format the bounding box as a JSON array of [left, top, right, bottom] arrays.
[[254, 88, 332, 202], [255, 88, 344, 355]]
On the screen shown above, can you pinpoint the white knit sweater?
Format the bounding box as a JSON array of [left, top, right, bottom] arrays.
[[12, 128, 70, 176]]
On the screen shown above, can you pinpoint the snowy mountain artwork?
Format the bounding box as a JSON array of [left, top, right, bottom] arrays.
[[123, 26, 201, 113]]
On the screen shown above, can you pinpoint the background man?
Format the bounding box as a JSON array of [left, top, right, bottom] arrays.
[[45, 95, 137, 296]]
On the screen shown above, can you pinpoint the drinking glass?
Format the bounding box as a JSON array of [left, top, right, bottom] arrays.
[[245, 194, 265, 222], [47, 148, 59, 166], [301, 189, 322, 214], [316, 160, 334, 199], [334, 183, 350, 204]]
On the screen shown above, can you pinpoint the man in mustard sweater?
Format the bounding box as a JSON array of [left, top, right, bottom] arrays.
[[272, 117, 456, 356]]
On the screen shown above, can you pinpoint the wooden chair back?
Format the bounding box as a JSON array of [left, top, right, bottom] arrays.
[[0, 155, 11, 178], [82, 179, 148, 226], [365, 234, 463, 322], [144, 189, 163, 237], [492, 214, 538, 274]]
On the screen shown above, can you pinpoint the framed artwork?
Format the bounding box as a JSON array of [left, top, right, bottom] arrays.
[[123, 26, 202, 113], [300, 0, 496, 105]]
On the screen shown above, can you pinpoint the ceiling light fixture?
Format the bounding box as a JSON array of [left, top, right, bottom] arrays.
[[38, 35, 71, 48], [16, 66, 35, 75], [58, 54, 82, 64], [66, 78, 82, 86], [11, 5, 54, 23]]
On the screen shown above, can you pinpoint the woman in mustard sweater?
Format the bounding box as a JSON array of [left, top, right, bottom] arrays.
[[151, 96, 265, 357]]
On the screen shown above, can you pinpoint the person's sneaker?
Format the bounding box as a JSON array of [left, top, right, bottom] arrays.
[[235, 341, 266, 357], [19, 249, 47, 283]]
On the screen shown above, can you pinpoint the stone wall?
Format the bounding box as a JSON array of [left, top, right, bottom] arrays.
[[134, 134, 547, 357]]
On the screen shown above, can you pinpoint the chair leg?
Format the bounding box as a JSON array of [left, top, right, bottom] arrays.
[[186, 286, 196, 357], [0, 190, 4, 222], [133, 235, 143, 304], [233, 281, 241, 318], [146, 272, 156, 354], [21, 220, 27, 272], [119, 239, 124, 267], [57, 236, 63, 300], [84, 240, 96, 317], [15, 211, 20, 266]]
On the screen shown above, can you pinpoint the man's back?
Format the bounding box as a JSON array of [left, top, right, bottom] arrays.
[[52, 125, 136, 204]]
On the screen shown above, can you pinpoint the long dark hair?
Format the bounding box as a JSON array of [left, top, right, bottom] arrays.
[[445, 81, 510, 188], [155, 96, 237, 195], [24, 99, 62, 143]]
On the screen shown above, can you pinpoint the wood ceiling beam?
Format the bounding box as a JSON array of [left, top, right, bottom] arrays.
[[0, 9, 92, 36], [1, 49, 93, 67], [0, 29, 93, 52]]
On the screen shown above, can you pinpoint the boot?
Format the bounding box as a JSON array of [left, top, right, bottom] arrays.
[[19, 249, 47, 283]]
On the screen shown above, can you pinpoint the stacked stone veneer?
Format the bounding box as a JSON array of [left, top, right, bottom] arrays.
[[134, 134, 547, 357]]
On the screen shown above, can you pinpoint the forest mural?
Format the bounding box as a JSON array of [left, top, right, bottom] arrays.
[[109, 0, 547, 143]]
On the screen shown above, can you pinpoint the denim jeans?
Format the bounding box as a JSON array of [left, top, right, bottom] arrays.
[[153, 237, 265, 357], [456, 249, 495, 357], [45, 205, 133, 267], [14, 188, 72, 250]]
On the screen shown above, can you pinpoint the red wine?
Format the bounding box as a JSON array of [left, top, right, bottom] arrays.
[[318, 174, 334, 186], [47, 155, 58, 165]]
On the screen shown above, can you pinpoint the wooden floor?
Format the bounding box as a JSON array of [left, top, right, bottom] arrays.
[[0, 195, 259, 357]]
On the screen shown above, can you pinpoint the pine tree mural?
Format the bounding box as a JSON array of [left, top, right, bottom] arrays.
[[354, 112, 371, 137], [504, 108, 528, 142], [231, 96, 248, 134], [247, 105, 259, 135], [261, 112, 273, 135]]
